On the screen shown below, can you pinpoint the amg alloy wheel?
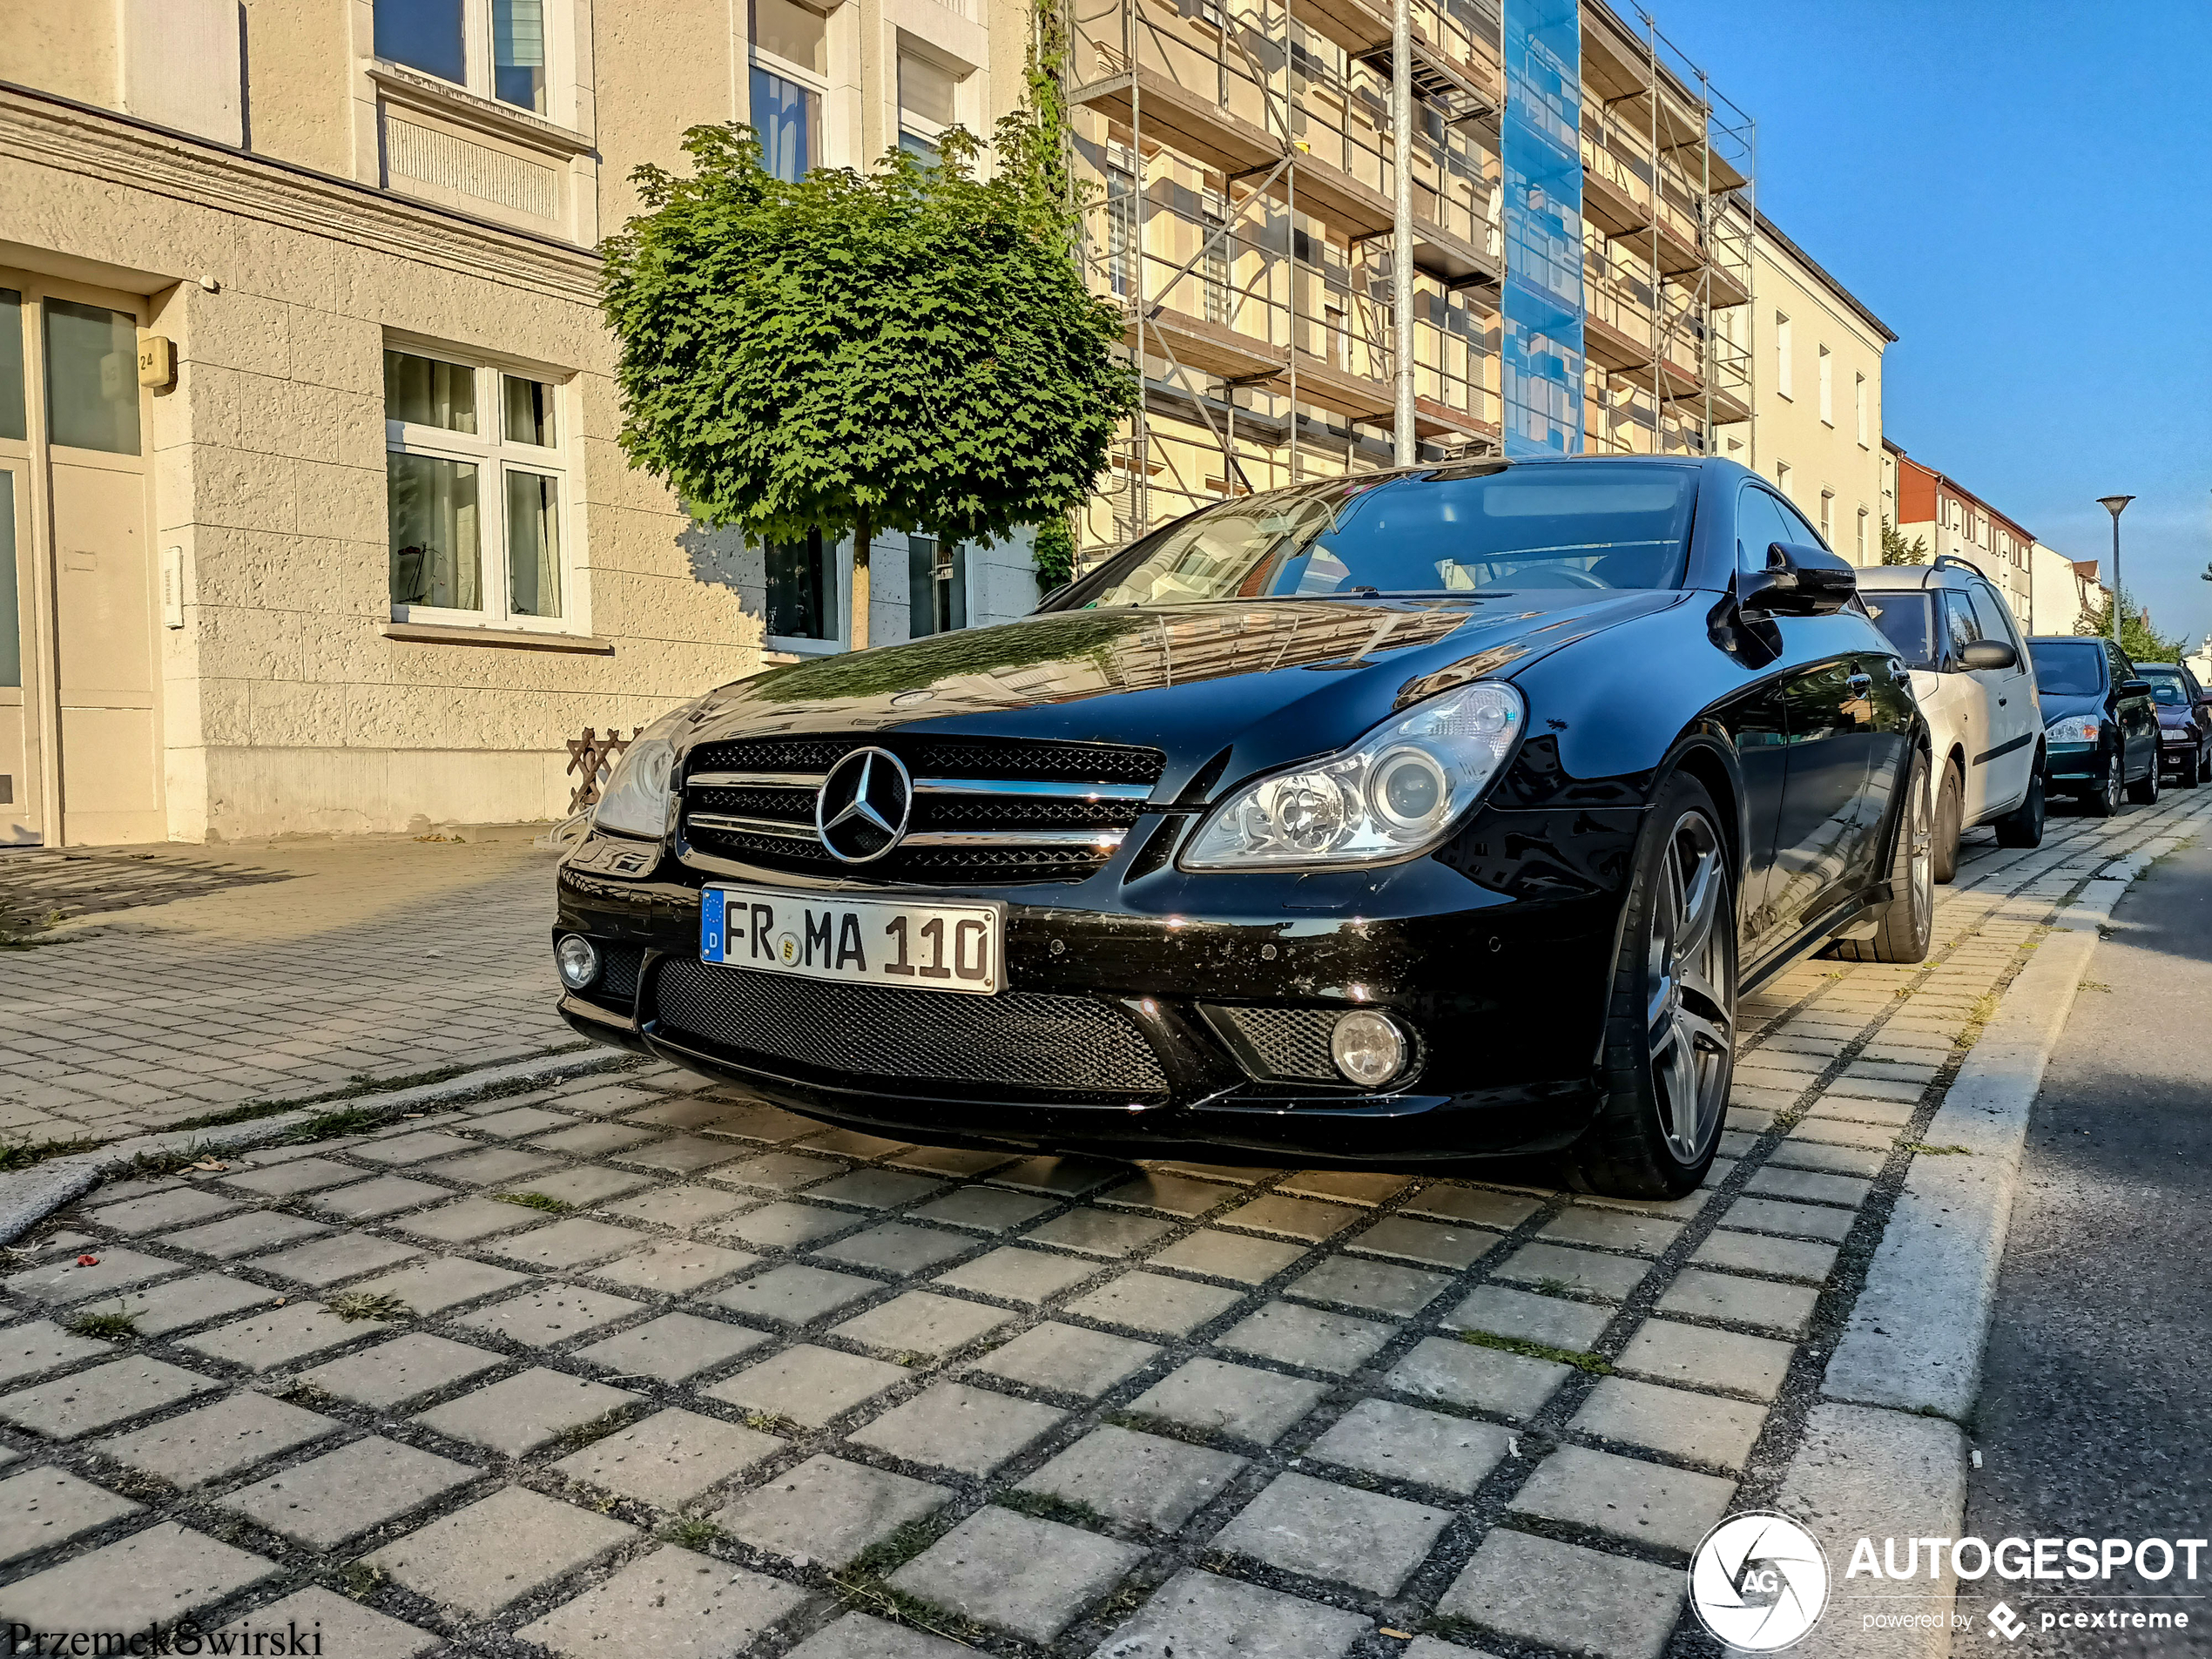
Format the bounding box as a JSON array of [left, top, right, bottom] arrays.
[[1832, 747, 1933, 966], [2085, 749, 2123, 818], [1567, 774, 1734, 1198]]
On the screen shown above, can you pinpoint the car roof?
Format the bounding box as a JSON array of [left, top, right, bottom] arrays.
[[1853, 558, 1988, 591]]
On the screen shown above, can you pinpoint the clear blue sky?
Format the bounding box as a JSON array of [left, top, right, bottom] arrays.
[[1649, 0, 2212, 647]]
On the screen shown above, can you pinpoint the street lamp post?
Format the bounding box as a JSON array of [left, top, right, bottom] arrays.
[[2097, 495, 2134, 645]]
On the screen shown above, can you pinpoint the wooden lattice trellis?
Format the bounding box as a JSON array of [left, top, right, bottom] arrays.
[[566, 727, 643, 814]]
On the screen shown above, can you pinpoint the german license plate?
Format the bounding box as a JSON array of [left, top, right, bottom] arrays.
[[701, 884, 1004, 995]]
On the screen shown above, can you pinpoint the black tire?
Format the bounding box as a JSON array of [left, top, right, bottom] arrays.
[[2128, 745, 2161, 806], [1932, 761, 1963, 884], [1831, 748, 1934, 966], [1563, 773, 1735, 1200], [2190, 746, 2208, 789], [1993, 761, 2046, 848], [2084, 747, 2124, 818]]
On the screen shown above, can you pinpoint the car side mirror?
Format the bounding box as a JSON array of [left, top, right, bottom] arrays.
[[1737, 542, 1857, 620], [1960, 640, 2018, 671], [2120, 678, 2155, 698]]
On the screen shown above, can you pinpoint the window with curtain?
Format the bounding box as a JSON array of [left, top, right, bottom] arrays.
[[494, 0, 547, 111], [899, 51, 958, 161], [386, 346, 570, 628], [751, 69, 820, 182], [907, 535, 964, 637], [44, 300, 141, 455], [765, 533, 836, 642]]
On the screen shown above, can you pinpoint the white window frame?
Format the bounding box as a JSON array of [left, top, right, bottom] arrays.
[[1853, 372, 1868, 446], [763, 533, 854, 658], [1817, 346, 1833, 426], [1857, 506, 1869, 562], [1775, 313, 1793, 400], [1775, 458, 1791, 500], [372, 0, 572, 124], [384, 342, 577, 636], [1819, 489, 1834, 543]]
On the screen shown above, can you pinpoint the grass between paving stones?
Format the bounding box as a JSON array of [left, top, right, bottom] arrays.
[[552, 1404, 644, 1453], [274, 1379, 337, 1409], [495, 1190, 574, 1212], [1900, 1142, 1971, 1156], [992, 1488, 1110, 1530], [0, 1047, 637, 1172], [738, 1409, 801, 1434], [61, 1306, 138, 1340], [658, 1518, 725, 1549], [1103, 1408, 1228, 1448], [332, 1562, 388, 1602], [1458, 1328, 1614, 1375], [831, 1516, 979, 1648], [326, 1291, 415, 1323]]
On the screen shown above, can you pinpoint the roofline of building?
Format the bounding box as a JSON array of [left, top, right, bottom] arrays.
[[1753, 209, 1898, 343], [1887, 446, 2037, 548]]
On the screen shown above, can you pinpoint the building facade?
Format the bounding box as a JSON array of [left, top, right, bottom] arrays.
[[0, 0, 1887, 846], [1885, 441, 2041, 626], [1720, 212, 1892, 565], [0, 0, 1036, 846]]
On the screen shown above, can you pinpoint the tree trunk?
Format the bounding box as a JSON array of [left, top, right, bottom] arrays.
[[851, 508, 871, 651]]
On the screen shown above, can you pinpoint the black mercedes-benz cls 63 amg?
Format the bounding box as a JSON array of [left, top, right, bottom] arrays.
[[553, 456, 1932, 1197]]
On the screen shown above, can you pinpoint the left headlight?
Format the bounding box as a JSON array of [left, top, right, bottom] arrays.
[[1182, 681, 1525, 871], [592, 706, 691, 840]]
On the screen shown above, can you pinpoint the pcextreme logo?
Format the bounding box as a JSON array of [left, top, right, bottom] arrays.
[[1689, 1513, 1832, 1651]]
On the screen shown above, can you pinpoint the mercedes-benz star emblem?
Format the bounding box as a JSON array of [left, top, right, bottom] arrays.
[[816, 747, 913, 864]]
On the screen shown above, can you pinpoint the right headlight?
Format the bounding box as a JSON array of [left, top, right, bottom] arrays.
[[2044, 714, 2101, 745], [592, 705, 691, 840], [1181, 682, 1524, 871]]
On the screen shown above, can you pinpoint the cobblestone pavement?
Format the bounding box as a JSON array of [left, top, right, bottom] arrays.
[[0, 835, 568, 1145], [0, 791, 2205, 1659]]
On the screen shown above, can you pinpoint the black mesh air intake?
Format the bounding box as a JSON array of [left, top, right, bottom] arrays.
[[653, 960, 1169, 1098], [1206, 1004, 1344, 1082]]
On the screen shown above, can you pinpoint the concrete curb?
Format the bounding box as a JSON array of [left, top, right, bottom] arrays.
[[0, 1044, 635, 1244], [1781, 833, 2184, 1655]]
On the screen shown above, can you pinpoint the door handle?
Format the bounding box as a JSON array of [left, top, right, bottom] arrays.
[[1998, 697, 2007, 706], [1846, 673, 1873, 694]]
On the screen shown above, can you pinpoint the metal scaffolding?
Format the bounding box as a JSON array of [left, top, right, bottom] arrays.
[[1056, 0, 1752, 554]]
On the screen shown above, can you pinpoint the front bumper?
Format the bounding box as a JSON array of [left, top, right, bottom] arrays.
[[550, 811, 1635, 1164], [2043, 741, 2101, 785]]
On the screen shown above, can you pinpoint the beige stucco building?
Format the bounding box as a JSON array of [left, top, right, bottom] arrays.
[[1714, 212, 1892, 565], [0, 0, 1038, 847]]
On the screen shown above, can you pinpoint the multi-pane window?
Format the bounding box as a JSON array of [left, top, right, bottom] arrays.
[[384, 347, 570, 626], [1853, 372, 1868, 445], [1775, 313, 1792, 399], [1819, 489, 1834, 543], [1201, 190, 1233, 326], [765, 531, 837, 643], [907, 535, 965, 637], [1857, 507, 1869, 563], [373, 0, 553, 117], [1817, 346, 1832, 425], [1775, 459, 1791, 501], [752, 0, 826, 182], [1104, 146, 1138, 300], [899, 50, 959, 162]]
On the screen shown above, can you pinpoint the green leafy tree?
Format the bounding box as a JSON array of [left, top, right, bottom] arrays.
[[1032, 517, 1077, 595], [1879, 518, 1929, 565], [2078, 589, 2182, 662], [600, 105, 1137, 647]]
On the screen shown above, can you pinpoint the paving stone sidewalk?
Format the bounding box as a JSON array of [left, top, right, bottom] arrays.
[[0, 791, 2203, 1659], [0, 835, 569, 1144]]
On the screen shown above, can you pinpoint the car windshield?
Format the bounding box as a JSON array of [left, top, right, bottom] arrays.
[[2030, 639, 2107, 697], [1063, 464, 1698, 609], [1863, 591, 1938, 669], [2139, 668, 2190, 706]]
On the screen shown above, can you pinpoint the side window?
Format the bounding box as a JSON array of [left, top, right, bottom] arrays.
[[1778, 498, 1825, 550], [1736, 488, 1794, 574], [1941, 591, 1981, 663], [2107, 644, 2134, 687], [1966, 583, 2021, 657]]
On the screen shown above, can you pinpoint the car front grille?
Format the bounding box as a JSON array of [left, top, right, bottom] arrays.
[[1205, 1004, 1344, 1082], [679, 735, 1166, 884], [651, 959, 1170, 1097]]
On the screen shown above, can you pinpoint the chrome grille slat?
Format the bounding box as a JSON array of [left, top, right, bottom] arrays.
[[680, 735, 1167, 882]]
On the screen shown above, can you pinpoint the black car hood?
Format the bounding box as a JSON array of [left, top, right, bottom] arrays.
[[2036, 688, 2108, 724], [682, 591, 1688, 793]]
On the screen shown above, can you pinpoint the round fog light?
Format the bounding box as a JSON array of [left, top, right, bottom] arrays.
[[1331, 1009, 1408, 1087], [556, 934, 600, 989]]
